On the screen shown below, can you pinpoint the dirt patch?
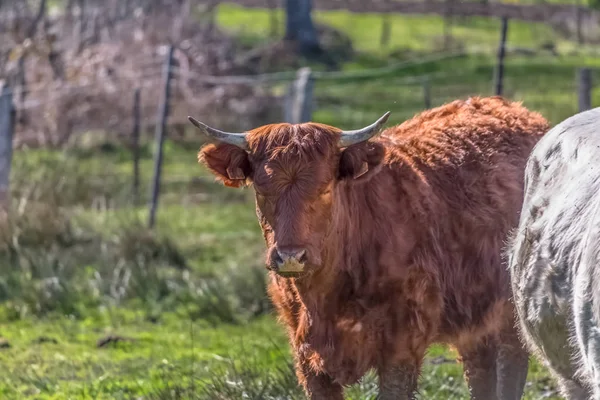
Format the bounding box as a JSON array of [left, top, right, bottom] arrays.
[[96, 334, 136, 348], [31, 336, 59, 345], [0, 338, 11, 349]]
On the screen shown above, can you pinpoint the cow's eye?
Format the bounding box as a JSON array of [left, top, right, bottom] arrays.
[[319, 187, 333, 197]]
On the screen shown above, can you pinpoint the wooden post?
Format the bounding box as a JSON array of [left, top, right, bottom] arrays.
[[148, 45, 174, 229], [284, 67, 313, 124], [0, 83, 14, 208], [422, 77, 431, 109], [494, 16, 509, 96], [283, 83, 294, 123], [578, 67, 592, 112], [131, 87, 141, 205]]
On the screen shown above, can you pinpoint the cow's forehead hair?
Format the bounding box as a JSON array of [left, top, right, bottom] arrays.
[[247, 123, 341, 194], [246, 122, 342, 162]]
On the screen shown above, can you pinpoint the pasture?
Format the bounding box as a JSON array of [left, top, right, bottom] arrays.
[[0, 2, 595, 398]]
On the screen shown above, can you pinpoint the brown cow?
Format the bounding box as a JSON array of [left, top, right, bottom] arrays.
[[189, 96, 549, 400]]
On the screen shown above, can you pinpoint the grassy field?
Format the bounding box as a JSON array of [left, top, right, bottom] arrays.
[[2, 3, 596, 399]]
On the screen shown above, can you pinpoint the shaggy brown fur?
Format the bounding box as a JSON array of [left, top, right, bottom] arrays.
[[198, 96, 549, 399]]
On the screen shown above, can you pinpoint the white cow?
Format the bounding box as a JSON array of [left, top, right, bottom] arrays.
[[508, 107, 600, 399]]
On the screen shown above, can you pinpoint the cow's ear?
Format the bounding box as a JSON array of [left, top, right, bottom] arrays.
[[198, 143, 252, 188], [338, 141, 385, 182]]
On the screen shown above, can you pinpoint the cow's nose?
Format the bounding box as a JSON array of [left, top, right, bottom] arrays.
[[274, 247, 308, 271]]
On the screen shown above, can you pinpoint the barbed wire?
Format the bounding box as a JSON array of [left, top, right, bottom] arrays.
[[4, 48, 473, 97], [3, 49, 475, 111], [174, 49, 474, 85], [11, 73, 580, 112], [3, 43, 589, 100], [0, 43, 589, 121]]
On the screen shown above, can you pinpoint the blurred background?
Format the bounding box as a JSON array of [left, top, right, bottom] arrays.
[[0, 0, 594, 398]]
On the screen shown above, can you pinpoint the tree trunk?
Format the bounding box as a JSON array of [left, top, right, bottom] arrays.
[[284, 0, 320, 55]]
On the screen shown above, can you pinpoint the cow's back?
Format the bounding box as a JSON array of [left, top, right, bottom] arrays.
[[380, 96, 545, 232], [509, 107, 600, 397], [374, 96, 548, 339]]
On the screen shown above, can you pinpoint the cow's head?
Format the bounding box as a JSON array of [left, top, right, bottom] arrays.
[[189, 113, 390, 278]]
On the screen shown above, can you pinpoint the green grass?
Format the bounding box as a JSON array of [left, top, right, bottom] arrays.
[[0, 312, 293, 399], [2, 3, 592, 399], [0, 311, 561, 399], [215, 2, 593, 55]]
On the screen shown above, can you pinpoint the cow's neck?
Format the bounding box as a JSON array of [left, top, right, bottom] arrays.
[[294, 166, 425, 315], [295, 180, 385, 315]]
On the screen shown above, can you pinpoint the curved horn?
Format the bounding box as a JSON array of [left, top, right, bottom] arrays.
[[338, 111, 391, 148], [188, 116, 249, 150]]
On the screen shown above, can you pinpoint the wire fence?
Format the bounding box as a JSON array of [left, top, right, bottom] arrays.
[[1, 38, 599, 224]]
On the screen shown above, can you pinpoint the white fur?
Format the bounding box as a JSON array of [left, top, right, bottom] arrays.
[[508, 107, 600, 399]]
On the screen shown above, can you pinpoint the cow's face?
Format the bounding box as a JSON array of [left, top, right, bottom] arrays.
[[191, 113, 390, 278]]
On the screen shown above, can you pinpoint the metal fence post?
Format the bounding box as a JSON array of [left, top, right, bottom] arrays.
[[131, 87, 141, 205], [578, 67, 592, 112], [380, 13, 391, 48], [494, 16, 509, 96], [148, 45, 174, 229], [422, 76, 431, 109], [0, 83, 14, 209]]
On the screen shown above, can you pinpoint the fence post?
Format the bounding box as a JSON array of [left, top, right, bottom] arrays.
[[494, 16, 509, 96], [131, 87, 141, 205], [443, 0, 454, 50], [0, 83, 14, 209], [284, 67, 314, 124], [578, 67, 592, 112], [380, 14, 391, 48], [576, 5, 583, 44], [148, 45, 174, 229], [422, 76, 431, 109]]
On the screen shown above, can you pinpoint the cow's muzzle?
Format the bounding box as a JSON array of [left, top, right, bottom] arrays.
[[269, 247, 308, 277]]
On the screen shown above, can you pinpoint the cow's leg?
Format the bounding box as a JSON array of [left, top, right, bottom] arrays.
[[518, 312, 592, 400], [553, 377, 591, 400], [296, 361, 344, 400], [496, 325, 529, 400], [457, 338, 499, 400], [303, 373, 344, 400], [377, 361, 420, 400], [573, 273, 600, 400]]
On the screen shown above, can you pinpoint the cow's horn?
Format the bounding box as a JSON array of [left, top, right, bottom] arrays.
[[338, 111, 391, 148], [188, 116, 249, 150]]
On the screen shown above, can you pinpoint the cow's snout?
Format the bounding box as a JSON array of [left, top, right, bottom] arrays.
[[271, 246, 308, 275], [275, 247, 308, 267]]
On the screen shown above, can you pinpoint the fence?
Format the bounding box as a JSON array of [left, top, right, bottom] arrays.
[[0, 18, 598, 226], [0, 82, 13, 208]]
